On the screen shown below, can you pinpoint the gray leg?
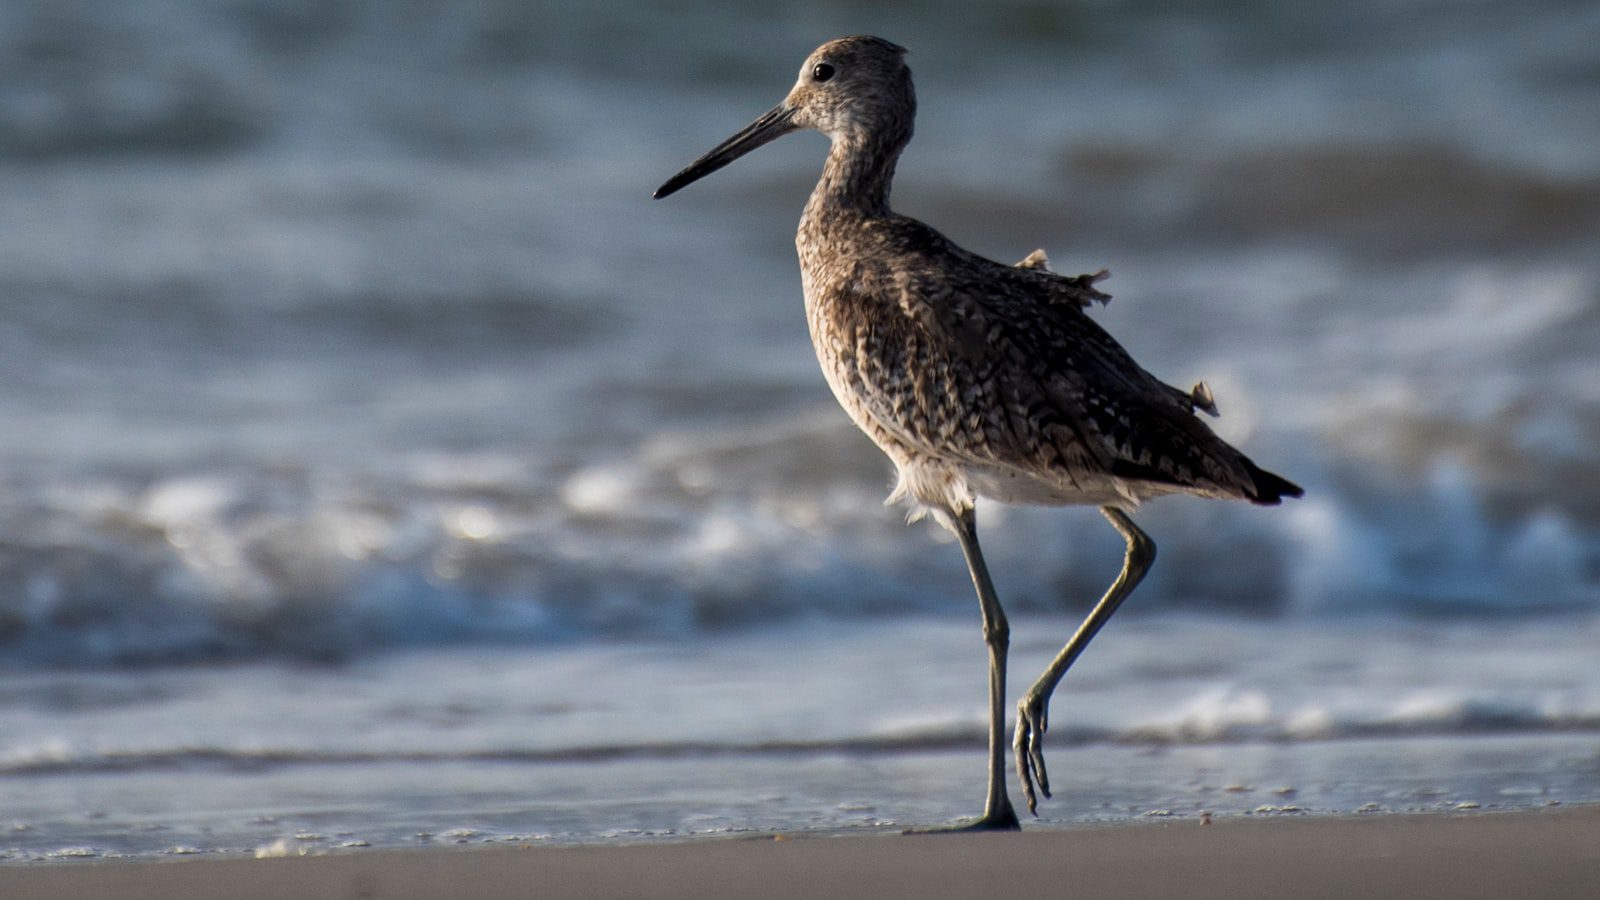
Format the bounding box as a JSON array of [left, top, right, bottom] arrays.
[[911, 505, 1019, 832], [1014, 506, 1155, 814]]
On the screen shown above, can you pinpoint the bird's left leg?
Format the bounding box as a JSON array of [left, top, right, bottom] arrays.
[[953, 505, 1021, 830], [1013, 506, 1155, 814], [907, 504, 1020, 832]]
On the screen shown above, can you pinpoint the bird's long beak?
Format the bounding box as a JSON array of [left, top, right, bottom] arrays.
[[653, 104, 798, 199]]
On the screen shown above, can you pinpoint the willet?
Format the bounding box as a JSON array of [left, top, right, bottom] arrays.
[[655, 35, 1302, 831]]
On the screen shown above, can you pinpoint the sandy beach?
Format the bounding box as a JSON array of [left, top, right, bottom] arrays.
[[7, 807, 1597, 900]]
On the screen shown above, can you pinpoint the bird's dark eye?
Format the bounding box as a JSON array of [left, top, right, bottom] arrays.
[[812, 63, 835, 82]]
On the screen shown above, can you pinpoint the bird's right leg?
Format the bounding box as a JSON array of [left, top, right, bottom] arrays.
[[1013, 506, 1155, 814]]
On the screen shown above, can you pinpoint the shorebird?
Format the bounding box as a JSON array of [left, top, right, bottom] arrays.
[[655, 36, 1302, 831]]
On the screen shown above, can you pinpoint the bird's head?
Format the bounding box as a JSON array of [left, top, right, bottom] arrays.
[[654, 36, 914, 199]]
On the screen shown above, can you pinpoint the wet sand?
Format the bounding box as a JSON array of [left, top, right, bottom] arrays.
[[8, 806, 1597, 900]]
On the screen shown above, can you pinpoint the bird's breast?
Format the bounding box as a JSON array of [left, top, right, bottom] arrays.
[[802, 273, 1002, 469]]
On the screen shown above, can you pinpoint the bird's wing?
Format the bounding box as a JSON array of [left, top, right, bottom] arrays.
[[977, 273, 1261, 495], [1008, 252, 1214, 415], [854, 253, 1258, 498]]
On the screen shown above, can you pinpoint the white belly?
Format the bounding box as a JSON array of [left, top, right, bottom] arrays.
[[962, 463, 1156, 510]]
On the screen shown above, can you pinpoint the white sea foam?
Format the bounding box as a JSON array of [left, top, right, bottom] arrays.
[[0, 404, 1597, 666]]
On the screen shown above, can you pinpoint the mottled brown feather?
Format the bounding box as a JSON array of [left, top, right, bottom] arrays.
[[767, 36, 1297, 515]]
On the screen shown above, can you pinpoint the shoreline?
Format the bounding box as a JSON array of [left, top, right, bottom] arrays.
[[7, 806, 1597, 900]]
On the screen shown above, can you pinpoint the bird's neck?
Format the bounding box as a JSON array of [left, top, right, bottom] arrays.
[[804, 124, 910, 221]]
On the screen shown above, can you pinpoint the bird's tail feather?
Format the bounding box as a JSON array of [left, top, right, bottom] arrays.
[[1244, 461, 1304, 505]]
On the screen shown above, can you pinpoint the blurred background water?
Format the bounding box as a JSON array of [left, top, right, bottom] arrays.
[[2, 0, 1598, 861]]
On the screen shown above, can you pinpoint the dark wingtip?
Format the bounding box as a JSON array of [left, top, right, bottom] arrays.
[[1246, 463, 1305, 506]]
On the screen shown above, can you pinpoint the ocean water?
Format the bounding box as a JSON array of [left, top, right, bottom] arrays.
[[3, 0, 1599, 862], [4, 617, 1599, 860]]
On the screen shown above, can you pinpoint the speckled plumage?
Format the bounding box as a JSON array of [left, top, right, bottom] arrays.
[[656, 35, 1302, 831], [786, 37, 1295, 525]]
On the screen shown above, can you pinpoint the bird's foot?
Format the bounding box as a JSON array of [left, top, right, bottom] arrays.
[[1014, 691, 1052, 815], [902, 804, 1021, 835]]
